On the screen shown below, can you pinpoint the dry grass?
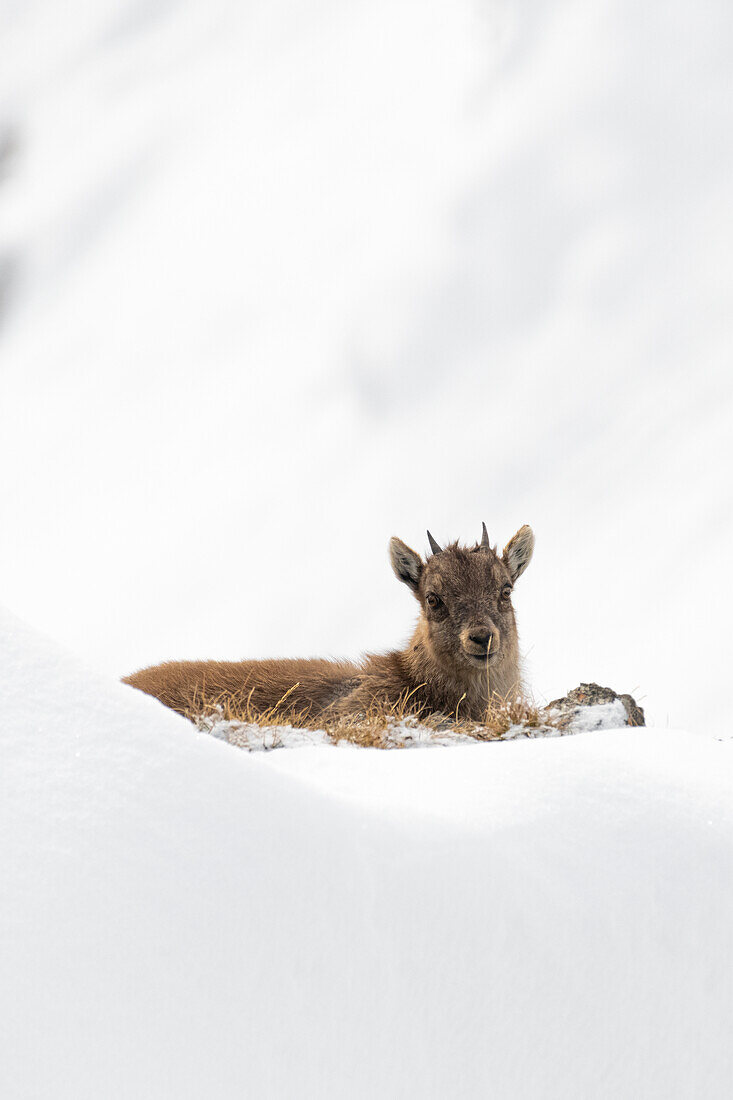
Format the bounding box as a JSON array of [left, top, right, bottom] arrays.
[[185, 681, 556, 749]]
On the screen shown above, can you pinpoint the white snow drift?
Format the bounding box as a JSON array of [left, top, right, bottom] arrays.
[[2, 607, 732, 1099]]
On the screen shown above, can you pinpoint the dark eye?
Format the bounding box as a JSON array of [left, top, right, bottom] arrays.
[[426, 593, 442, 610], [501, 584, 513, 601]]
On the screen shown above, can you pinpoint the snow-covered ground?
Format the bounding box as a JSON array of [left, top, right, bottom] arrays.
[[1, 0, 732, 737], [3, 608, 733, 1099], [198, 697, 631, 749]]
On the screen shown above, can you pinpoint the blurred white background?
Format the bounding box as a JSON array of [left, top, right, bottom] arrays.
[[0, 0, 731, 732]]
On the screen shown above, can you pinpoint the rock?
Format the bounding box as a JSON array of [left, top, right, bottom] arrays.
[[547, 683, 645, 729]]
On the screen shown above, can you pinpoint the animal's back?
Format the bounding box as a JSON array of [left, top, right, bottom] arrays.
[[123, 657, 362, 718]]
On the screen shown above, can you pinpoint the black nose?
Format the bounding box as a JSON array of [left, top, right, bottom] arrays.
[[469, 632, 493, 650]]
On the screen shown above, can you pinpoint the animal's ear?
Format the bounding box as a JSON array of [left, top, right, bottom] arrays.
[[389, 537, 423, 594], [502, 525, 535, 582]]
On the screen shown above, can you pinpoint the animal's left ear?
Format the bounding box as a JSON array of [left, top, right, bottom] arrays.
[[389, 537, 423, 594], [503, 525, 535, 582]]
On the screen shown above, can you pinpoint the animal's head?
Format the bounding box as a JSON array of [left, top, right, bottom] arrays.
[[389, 523, 534, 674]]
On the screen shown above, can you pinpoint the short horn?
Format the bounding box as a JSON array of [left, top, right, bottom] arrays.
[[427, 530, 442, 555], [481, 521, 491, 548]]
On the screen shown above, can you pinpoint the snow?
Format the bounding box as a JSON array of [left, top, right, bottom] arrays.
[[547, 697, 630, 734], [0, 0, 732, 737], [3, 608, 733, 1098], [204, 715, 504, 750]]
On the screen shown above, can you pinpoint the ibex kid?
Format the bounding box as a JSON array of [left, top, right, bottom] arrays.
[[124, 523, 535, 723]]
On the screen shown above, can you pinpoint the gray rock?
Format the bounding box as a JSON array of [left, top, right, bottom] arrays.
[[547, 683, 645, 729]]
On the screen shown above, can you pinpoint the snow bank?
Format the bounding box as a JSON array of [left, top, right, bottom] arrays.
[[2, 608, 733, 1099]]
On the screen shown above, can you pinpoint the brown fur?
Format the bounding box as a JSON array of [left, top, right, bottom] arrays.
[[123, 524, 535, 723]]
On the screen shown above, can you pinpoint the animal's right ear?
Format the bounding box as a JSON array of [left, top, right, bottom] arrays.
[[389, 537, 423, 594]]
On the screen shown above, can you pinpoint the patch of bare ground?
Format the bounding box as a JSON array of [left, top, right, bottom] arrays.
[[187, 684, 559, 750]]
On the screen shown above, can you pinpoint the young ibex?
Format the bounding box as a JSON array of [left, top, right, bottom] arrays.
[[123, 523, 534, 722]]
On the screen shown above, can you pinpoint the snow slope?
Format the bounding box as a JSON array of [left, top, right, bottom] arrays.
[[0, 0, 732, 736], [3, 609, 733, 1099]]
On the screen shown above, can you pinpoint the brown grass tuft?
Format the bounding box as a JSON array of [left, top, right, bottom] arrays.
[[186, 682, 558, 749]]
